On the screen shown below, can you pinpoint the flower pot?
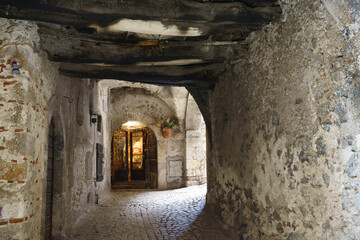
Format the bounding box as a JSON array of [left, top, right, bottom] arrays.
[[161, 128, 172, 138]]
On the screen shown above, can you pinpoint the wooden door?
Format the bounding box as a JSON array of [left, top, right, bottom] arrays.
[[112, 131, 128, 182], [130, 130, 145, 180], [45, 121, 54, 239], [96, 144, 104, 182]]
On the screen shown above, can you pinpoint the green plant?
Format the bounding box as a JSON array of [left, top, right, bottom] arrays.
[[161, 118, 179, 129]]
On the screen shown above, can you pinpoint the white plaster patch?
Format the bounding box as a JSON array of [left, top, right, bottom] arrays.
[[90, 19, 202, 36]]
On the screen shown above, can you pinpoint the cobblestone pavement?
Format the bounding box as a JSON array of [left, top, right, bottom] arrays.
[[67, 185, 236, 240]]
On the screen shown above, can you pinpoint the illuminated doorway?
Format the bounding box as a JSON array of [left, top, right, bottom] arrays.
[[111, 121, 157, 189]]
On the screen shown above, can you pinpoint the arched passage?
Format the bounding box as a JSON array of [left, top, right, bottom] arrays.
[[111, 121, 157, 189]]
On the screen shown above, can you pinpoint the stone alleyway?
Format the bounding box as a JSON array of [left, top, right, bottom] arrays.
[[66, 185, 235, 240]]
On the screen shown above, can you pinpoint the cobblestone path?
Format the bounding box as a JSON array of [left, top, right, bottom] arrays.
[[67, 185, 235, 240]]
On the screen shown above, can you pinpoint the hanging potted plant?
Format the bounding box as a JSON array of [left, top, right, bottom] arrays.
[[161, 118, 179, 138]]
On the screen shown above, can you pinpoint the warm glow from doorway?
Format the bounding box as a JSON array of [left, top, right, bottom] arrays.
[[122, 121, 147, 129]]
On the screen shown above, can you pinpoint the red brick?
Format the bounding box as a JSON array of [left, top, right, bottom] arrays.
[[23, 158, 28, 161], [329, 216, 333, 221], [0, 221, 8, 225], [14, 129, 23, 132], [18, 181, 25, 184], [24, 217, 28, 221], [0, 75, 14, 79], [11, 160, 17, 163], [0, 146, 5, 150], [9, 218, 24, 223], [0, 104, 4, 107], [8, 100, 16, 103], [3, 80, 18, 87]]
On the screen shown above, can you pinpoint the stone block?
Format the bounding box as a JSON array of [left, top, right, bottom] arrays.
[[346, 153, 360, 178], [0, 161, 27, 181], [167, 156, 183, 178], [354, 193, 360, 211], [169, 160, 182, 177]]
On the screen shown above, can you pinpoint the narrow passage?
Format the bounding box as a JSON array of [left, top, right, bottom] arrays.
[[67, 185, 235, 240]]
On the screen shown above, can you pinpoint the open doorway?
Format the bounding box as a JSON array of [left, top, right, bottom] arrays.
[[111, 121, 157, 189]]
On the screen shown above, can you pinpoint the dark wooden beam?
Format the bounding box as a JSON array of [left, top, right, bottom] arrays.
[[0, 1, 281, 30], [39, 33, 248, 64], [32, 0, 280, 23], [59, 62, 224, 88], [38, 22, 264, 42]]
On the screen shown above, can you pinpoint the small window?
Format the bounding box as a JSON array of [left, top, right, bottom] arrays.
[[97, 115, 102, 132]]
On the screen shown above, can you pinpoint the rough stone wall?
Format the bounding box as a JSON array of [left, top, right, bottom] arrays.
[[0, 19, 100, 239], [184, 94, 207, 186], [324, 0, 360, 70], [208, 1, 360, 239]]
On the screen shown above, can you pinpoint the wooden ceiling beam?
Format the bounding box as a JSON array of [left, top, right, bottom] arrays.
[[59, 62, 224, 88], [0, 0, 281, 28], [38, 22, 263, 42], [40, 33, 248, 64]]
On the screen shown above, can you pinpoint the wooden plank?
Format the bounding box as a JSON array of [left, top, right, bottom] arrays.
[[0, 0, 281, 26], [59, 62, 224, 87], [38, 22, 260, 43], [45, 203, 52, 216], [46, 193, 52, 203], [46, 181, 53, 192], [47, 171, 53, 181], [39, 33, 248, 64], [45, 215, 52, 228]]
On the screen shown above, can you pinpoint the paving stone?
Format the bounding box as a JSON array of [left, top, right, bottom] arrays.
[[66, 185, 235, 240]]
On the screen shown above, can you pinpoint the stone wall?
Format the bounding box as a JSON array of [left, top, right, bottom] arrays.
[[208, 0, 360, 239], [184, 94, 207, 186], [0, 19, 101, 239], [324, 0, 360, 70], [107, 81, 188, 189], [101, 80, 207, 189]]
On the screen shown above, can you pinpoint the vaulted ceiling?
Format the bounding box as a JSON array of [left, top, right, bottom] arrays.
[[0, 0, 281, 89]]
